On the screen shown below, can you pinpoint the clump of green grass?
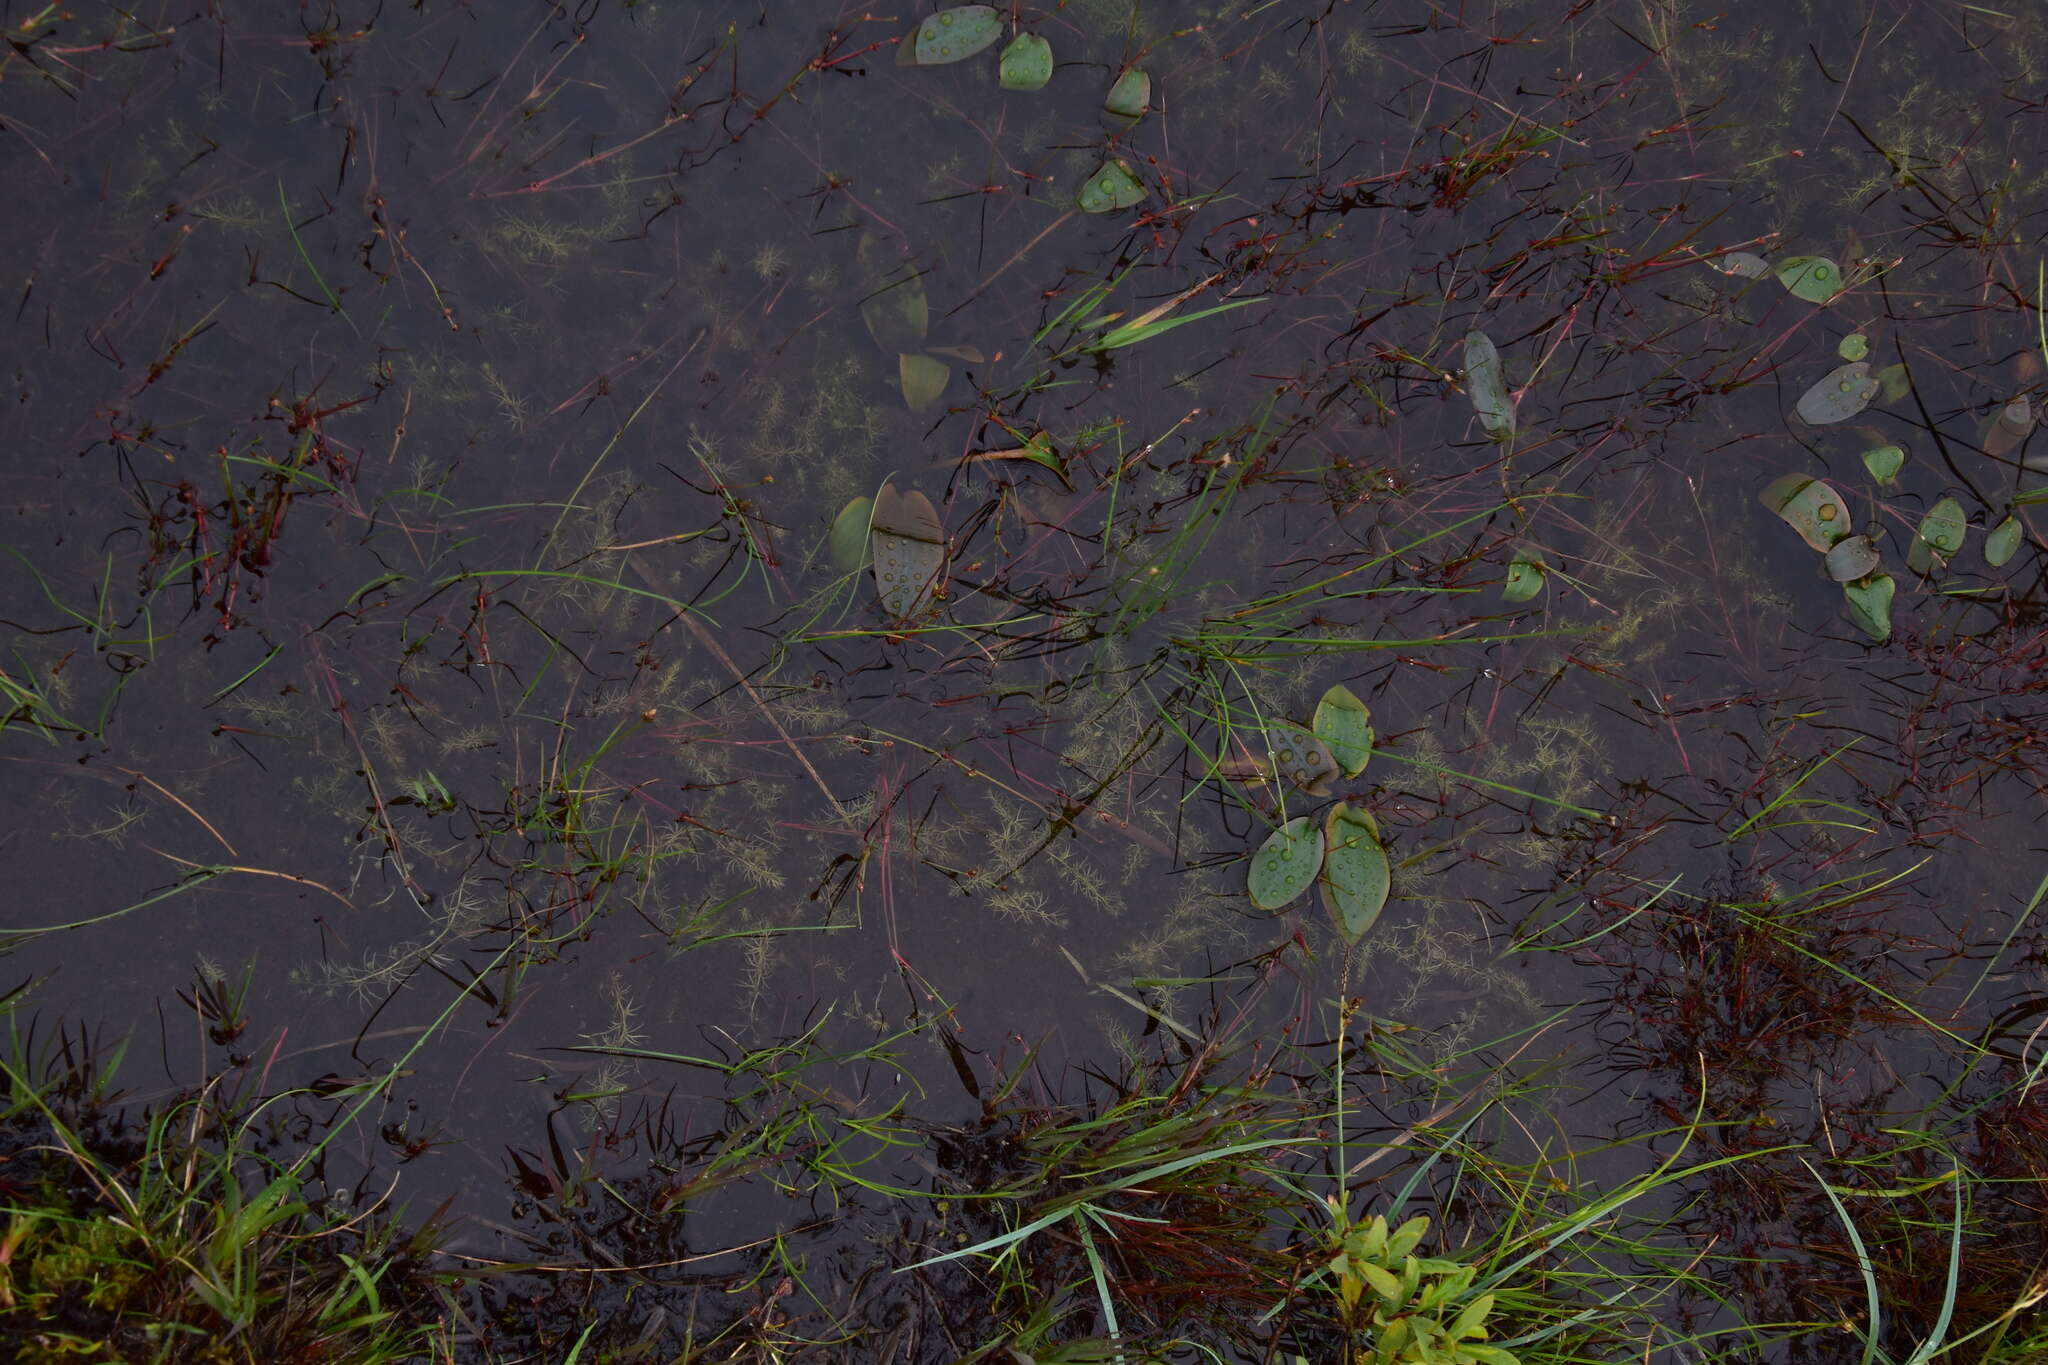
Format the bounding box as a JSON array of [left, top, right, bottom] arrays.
[[0, 1026, 450, 1363]]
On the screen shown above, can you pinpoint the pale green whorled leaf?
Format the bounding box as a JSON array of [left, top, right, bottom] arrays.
[[1985, 516, 2022, 568], [1077, 159, 1146, 213], [1795, 362, 1879, 424], [899, 353, 950, 411], [998, 32, 1052, 90], [1862, 444, 1904, 484], [1715, 251, 1769, 279], [1269, 721, 1339, 796], [1320, 803, 1390, 947], [1311, 684, 1374, 779], [1463, 329, 1513, 443], [829, 496, 873, 572], [1104, 68, 1150, 120], [1905, 496, 1966, 576], [1502, 546, 1547, 602], [1760, 474, 1850, 552], [1837, 332, 1869, 361], [1777, 255, 1843, 303], [1248, 816, 1324, 912], [870, 484, 946, 621], [1843, 573, 1894, 643], [1823, 534, 1879, 582], [905, 5, 1000, 65]]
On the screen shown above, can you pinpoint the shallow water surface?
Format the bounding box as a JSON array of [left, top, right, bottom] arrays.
[[3, 1, 2046, 1358]]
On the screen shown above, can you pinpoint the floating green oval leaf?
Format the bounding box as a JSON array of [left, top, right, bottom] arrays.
[[1760, 474, 1850, 552], [870, 485, 946, 620], [1823, 535, 1879, 583], [998, 32, 1052, 90], [1715, 251, 1769, 279], [1269, 721, 1339, 797], [1795, 362, 1879, 424], [1247, 815, 1323, 912], [830, 496, 873, 573], [1985, 516, 2023, 567], [910, 5, 1000, 65], [899, 353, 950, 411], [1320, 803, 1389, 947], [1311, 684, 1374, 779], [1843, 573, 1894, 643], [1464, 329, 1513, 443], [1104, 68, 1150, 120], [1862, 444, 1904, 484], [1077, 158, 1146, 213], [1502, 546, 1547, 602], [1777, 255, 1843, 303], [1905, 497, 1966, 576], [1838, 333, 1869, 361]]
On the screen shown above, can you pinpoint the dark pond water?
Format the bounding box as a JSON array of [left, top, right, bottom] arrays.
[[4, 1, 2047, 1359]]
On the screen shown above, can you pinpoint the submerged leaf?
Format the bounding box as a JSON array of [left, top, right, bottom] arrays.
[[899, 353, 950, 411], [1823, 535, 1879, 583], [1104, 68, 1150, 120], [1312, 684, 1374, 779], [998, 32, 1053, 90], [1984, 396, 2034, 458], [870, 485, 946, 620], [908, 5, 1000, 65], [858, 234, 929, 350], [1876, 363, 1912, 402], [1248, 816, 1323, 912], [1905, 497, 1966, 576], [1269, 721, 1339, 797], [1843, 573, 1895, 643], [1502, 547, 1547, 602], [1077, 159, 1146, 213], [1320, 804, 1390, 947], [829, 496, 873, 572], [1861, 444, 1904, 484], [1795, 362, 1879, 424], [1463, 330, 1514, 443], [1761, 474, 1850, 552], [1714, 251, 1770, 279], [1985, 516, 2023, 567], [1777, 255, 1844, 303]]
